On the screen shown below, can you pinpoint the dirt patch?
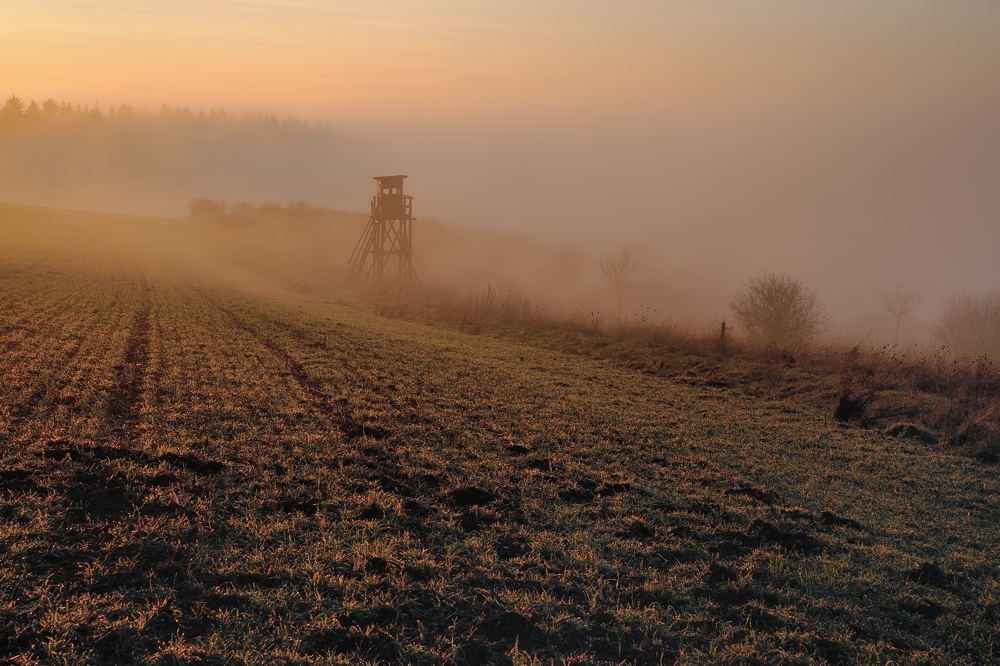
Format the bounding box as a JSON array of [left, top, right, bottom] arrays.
[[449, 486, 496, 507], [476, 611, 546, 649]]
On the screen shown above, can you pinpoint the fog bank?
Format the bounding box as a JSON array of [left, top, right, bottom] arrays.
[[2, 0, 999, 343]]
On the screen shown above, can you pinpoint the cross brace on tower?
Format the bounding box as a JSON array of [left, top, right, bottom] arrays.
[[348, 175, 419, 285]]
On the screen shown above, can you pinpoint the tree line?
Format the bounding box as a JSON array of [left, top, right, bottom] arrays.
[[0, 94, 328, 138], [0, 94, 344, 215]]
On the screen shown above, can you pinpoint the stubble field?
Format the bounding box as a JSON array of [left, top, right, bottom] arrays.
[[1, 204, 998, 665]]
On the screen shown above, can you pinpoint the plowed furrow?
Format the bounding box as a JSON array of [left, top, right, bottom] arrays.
[[191, 289, 363, 438], [101, 301, 152, 441]]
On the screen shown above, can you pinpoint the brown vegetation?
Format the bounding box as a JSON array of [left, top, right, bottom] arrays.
[[376, 277, 1000, 465], [1, 204, 999, 664]]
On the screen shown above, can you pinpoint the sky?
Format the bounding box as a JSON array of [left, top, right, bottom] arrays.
[[3, 1, 998, 123], [2, 0, 1000, 335]]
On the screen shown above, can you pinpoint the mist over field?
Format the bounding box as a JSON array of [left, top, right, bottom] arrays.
[[4, 101, 1000, 345], [2, 1, 1000, 340]]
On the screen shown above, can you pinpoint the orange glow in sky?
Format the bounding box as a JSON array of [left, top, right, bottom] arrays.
[[2, 1, 998, 125]]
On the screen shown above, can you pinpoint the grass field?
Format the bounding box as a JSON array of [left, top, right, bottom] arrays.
[[1, 204, 998, 665]]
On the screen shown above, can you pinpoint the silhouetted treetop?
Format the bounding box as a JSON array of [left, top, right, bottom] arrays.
[[1, 96, 25, 123], [0, 94, 330, 138]]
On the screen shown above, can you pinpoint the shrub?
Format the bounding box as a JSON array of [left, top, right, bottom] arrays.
[[730, 273, 828, 348], [932, 291, 1000, 358], [187, 198, 227, 222]]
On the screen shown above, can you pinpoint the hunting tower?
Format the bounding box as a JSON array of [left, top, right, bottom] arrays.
[[348, 175, 419, 285]]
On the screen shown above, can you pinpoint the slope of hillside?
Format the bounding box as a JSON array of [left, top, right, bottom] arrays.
[[1, 205, 998, 664]]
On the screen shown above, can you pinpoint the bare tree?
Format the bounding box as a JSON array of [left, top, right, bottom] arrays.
[[877, 284, 923, 345], [730, 273, 828, 348], [599, 246, 639, 318]]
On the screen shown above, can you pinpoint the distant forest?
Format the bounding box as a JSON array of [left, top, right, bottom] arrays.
[[0, 95, 350, 216], [0, 95, 325, 132]]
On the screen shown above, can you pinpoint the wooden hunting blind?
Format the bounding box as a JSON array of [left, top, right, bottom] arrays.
[[348, 175, 419, 285]]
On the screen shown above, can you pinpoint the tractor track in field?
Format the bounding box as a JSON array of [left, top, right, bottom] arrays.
[[101, 303, 152, 440], [193, 288, 387, 442], [101, 281, 153, 443]]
